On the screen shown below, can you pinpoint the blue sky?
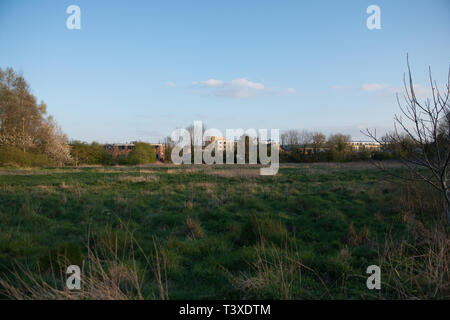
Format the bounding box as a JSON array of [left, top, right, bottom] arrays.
[[0, 0, 449, 143]]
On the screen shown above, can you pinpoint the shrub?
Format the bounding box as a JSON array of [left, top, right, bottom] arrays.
[[0, 146, 53, 167], [127, 143, 156, 165], [70, 141, 110, 165]]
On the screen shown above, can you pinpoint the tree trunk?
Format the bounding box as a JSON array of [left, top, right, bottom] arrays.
[[445, 178, 450, 225], [446, 189, 450, 225]]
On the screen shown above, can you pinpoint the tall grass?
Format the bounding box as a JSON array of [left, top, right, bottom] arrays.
[[0, 228, 169, 300], [231, 218, 331, 299], [378, 181, 450, 299]]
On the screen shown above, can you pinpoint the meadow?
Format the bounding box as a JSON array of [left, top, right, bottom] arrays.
[[0, 162, 448, 299]]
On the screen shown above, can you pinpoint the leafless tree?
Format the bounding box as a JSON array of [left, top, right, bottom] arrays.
[[312, 132, 326, 152], [280, 132, 288, 146], [327, 133, 351, 152], [298, 130, 313, 150], [364, 57, 450, 224], [282, 129, 300, 146]]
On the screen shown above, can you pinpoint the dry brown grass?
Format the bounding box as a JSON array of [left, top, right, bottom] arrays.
[[0, 229, 169, 300], [231, 239, 331, 300], [378, 181, 450, 299], [138, 169, 155, 174], [185, 216, 204, 239], [241, 182, 260, 194], [229, 222, 331, 299], [150, 239, 169, 300], [346, 223, 370, 246], [166, 167, 205, 174], [59, 181, 71, 190], [34, 185, 57, 194], [378, 226, 449, 299], [279, 161, 405, 170], [117, 175, 159, 183], [93, 168, 122, 173], [0, 168, 73, 176], [206, 168, 261, 178], [0, 245, 143, 300], [232, 243, 297, 299], [190, 182, 216, 194]]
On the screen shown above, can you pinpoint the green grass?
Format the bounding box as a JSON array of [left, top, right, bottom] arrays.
[[0, 163, 417, 299]]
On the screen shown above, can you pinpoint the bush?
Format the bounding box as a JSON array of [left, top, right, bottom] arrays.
[[372, 151, 396, 161], [70, 141, 110, 165], [127, 143, 156, 165]]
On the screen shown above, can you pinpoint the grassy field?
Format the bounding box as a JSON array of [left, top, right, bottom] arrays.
[[0, 162, 447, 299]]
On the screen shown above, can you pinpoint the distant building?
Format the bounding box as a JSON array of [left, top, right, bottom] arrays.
[[104, 143, 135, 157], [209, 136, 281, 152], [280, 145, 327, 154], [209, 136, 235, 152], [347, 141, 381, 151]]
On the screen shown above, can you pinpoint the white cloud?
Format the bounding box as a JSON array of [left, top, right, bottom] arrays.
[[165, 81, 176, 87], [195, 79, 224, 87], [360, 83, 433, 97], [332, 83, 434, 98], [192, 77, 294, 99], [360, 83, 387, 92], [406, 84, 432, 97], [230, 78, 264, 90]]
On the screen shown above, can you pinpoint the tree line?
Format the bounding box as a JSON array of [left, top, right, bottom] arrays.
[[160, 126, 417, 164], [279, 130, 418, 163]]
